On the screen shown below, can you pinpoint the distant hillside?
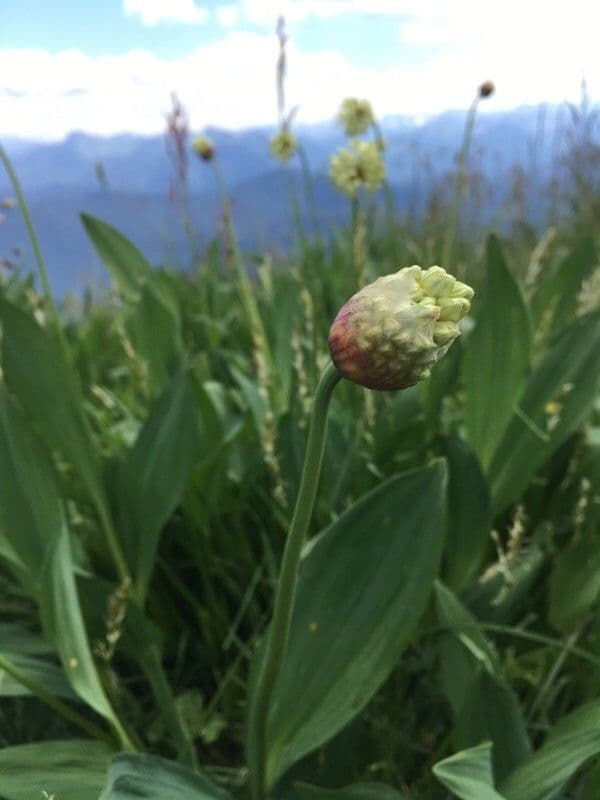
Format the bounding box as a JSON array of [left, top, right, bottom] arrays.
[[0, 105, 582, 294]]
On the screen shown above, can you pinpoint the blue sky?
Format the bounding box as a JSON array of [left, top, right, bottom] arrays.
[[1, 0, 596, 139]]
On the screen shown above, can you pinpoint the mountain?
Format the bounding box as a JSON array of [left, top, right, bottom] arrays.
[[0, 105, 583, 295]]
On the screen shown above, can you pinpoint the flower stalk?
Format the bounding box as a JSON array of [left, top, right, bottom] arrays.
[[247, 362, 341, 800]]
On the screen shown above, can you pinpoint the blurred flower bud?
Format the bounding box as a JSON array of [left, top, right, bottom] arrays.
[[0, 197, 16, 210], [479, 80, 495, 98], [192, 136, 215, 162], [337, 97, 374, 136], [270, 129, 298, 163], [328, 266, 474, 391], [329, 140, 386, 198]]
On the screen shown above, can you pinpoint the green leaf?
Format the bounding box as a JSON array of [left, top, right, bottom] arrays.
[[434, 582, 531, 781], [0, 387, 119, 725], [501, 700, 600, 800], [456, 670, 531, 784], [116, 370, 200, 597], [40, 524, 121, 725], [0, 650, 77, 699], [81, 212, 152, 298], [99, 753, 231, 799], [489, 311, 600, 515], [260, 461, 447, 788], [0, 297, 111, 541], [433, 742, 506, 800], [0, 739, 113, 800], [435, 581, 501, 678], [124, 280, 183, 396], [0, 387, 61, 589], [294, 782, 406, 800], [531, 236, 596, 333], [443, 436, 491, 592], [548, 536, 600, 631], [463, 235, 532, 470]]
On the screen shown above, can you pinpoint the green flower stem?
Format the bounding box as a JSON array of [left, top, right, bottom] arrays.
[[0, 142, 68, 356], [442, 96, 480, 267], [248, 363, 342, 800], [0, 651, 119, 749]]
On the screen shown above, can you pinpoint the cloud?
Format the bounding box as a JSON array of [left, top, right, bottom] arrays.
[[0, 10, 597, 141], [216, 4, 240, 27], [123, 0, 209, 26], [239, 0, 414, 25]]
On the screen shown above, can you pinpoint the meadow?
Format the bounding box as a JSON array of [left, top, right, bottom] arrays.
[[0, 75, 598, 800]]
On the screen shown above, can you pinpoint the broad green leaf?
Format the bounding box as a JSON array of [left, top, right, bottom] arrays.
[[0, 297, 110, 534], [0, 384, 118, 724], [433, 742, 506, 800], [531, 236, 596, 332], [435, 582, 531, 781], [294, 782, 406, 800], [489, 311, 600, 515], [124, 281, 183, 396], [0, 387, 60, 590], [99, 753, 231, 799], [0, 623, 55, 655], [435, 581, 501, 679], [77, 573, 194, 764], [259, 461, 447, 788], [501, 700, 600, 800], [463, 235, 532, 469], [0, 650, 77, 699], [116, 370, 200, 597], [81, 212, 152, 298], [443, 436, 491, 592], [40, 525, 120, 724], [455, 671, 531, 784], [548, 536, 600, 631], [0, 739, 113, 800]]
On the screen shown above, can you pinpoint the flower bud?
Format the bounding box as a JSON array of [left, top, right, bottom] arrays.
[[337, 97, 374, 136], [270, 129, 298, 163], [479, 80, 495, 98], [328, 266, 474, 391], [329, 140, 386, 198], [192, 136, 215, 162]]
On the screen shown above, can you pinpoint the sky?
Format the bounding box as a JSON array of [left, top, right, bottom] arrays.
[[1, 0, 597, 140]]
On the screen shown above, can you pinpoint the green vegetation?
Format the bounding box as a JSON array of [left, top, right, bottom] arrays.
[[0, 86, 598, 800]]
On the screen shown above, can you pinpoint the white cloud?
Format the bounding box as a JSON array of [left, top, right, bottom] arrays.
[[0, 4, 597, 141], [123, 0, 209, 26], [239, 0, 413, 25], [216, 4, 240, 27]]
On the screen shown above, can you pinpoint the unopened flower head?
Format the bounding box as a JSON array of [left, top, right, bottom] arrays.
[[270, 129, 298, 163], [479, 80, 495, 99], [337, 97, 374, 136], [330, 140, 386, 198], [329, 266, 474, 391], [192, 136, 215, 162]]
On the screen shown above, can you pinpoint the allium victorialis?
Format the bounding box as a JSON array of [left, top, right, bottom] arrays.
[[328, 266, 474, 391]]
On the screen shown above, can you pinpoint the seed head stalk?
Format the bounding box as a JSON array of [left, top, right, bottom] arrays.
[[211, 159, 277, 398], [248, 363, 341, 800]]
